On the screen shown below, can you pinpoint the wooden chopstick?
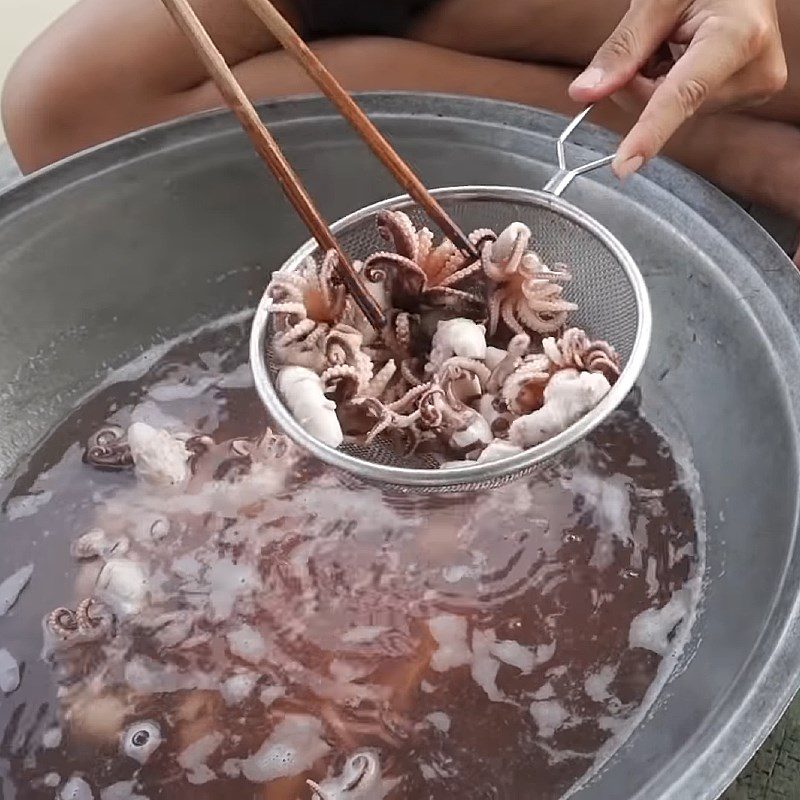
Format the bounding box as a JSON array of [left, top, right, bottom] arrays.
[[160, 0, 386, 331], [241, 0, 479, 262]]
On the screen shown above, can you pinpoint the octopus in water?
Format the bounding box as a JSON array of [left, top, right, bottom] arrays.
[[83, 426, 134, 471], [265, 213, 621, 465]]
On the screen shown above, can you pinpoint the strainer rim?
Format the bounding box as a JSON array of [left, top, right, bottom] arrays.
[[250, 185, 652, 488]]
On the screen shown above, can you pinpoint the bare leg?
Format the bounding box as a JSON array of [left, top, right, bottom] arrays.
[[3, 0, 800, 262], [7, 0, 800, 166], [94, 37, 800, 232], [0, 0, 296, 172]]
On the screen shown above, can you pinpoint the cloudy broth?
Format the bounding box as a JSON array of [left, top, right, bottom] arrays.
[[0, 317, 702, 800]]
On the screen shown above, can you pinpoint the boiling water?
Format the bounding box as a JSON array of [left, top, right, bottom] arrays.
[[0, 317, 703, 800]]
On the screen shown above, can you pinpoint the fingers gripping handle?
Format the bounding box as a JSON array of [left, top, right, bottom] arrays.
[[543, 105, 616, 197]]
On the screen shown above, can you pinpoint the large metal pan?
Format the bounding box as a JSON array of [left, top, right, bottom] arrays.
[[0, 93, 799, 800]]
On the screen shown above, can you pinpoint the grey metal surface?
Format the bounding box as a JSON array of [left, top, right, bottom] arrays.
[[0, 93, 798, 800]]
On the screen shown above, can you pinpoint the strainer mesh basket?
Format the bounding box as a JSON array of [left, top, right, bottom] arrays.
[[253, 186, 650, 493]]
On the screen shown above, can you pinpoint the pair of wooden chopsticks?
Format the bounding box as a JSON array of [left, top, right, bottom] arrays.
[[161, 0, 478, 331]]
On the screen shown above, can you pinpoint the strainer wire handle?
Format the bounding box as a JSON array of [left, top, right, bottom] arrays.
[[542, 105, 616, 198]]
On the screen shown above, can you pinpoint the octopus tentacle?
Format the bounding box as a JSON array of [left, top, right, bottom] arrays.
[[527, 258, 572, 284], [422, 286, 483, 314], [363, 252, 427, 298], [436, 259, 483, 288], [520, 293, 577, 315], [584, 345, 621, 382], [365, 360, 397, 398], [267, 273, 306, 297], [436, 357, 491, 389], [76, 599, 114, 637], [278, 318, 318, 346], [322, 364, 363, 400], [487, 289, 505, 337], [501, 298, 527, 335], [392, 312, 413, 356], [325, 324, 365, 367], [544, 328, 621, 382], [269, 301, 308, 323], [469, 227, 497, 247], [387, 382, 431, 413], [417, 382, 472, 431], [274, 318, 329, 370], [350, 397, 421, 444], [377, 210, 419, 261], [83, 427, 133, 471], [268, 278, 308, 325], [421, 239, 460, 284], [516, 299, 570, 334], [416, 227, 435, 269], [400, 358, 424, 388], [493, 223, 532, 275], [48, 607, 79, 636], [488, 333, 531, 393]]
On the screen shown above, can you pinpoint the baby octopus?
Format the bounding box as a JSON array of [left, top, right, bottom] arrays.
[[266, 213, 621, 466]]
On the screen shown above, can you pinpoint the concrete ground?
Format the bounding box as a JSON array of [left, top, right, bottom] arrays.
[[724, 706, 800, 800], [0, 2, 799, 797]]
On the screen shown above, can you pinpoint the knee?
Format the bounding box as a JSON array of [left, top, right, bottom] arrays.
[[2, 39, 76, 173], [1, 34, 154, 174], [1, 37, 100, 173]]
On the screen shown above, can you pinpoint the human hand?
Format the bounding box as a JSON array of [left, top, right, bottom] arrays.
[[569, 0, 787, 179]]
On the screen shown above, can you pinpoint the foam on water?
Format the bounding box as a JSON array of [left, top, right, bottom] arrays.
[[564, 384, 708, 796], [0, 563, 33, 615], [227, 625, 267, 664], [428, 615, 472, 673], [221, 671, 258, 705], [238, 715, 331, 783], [530, 699, 571, 738], [425, 712, 451, 733], [629, 588, 694, 656], [0, 647, 20, 693], [99, 781, 147, 800], [60, 776, 94, 800], [584, 665, 617, 703], [6, 492, 53, 521], [178, 732, 224, 785]]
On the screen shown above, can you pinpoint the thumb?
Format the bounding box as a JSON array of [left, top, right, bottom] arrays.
[[569, 0, 681, 103]]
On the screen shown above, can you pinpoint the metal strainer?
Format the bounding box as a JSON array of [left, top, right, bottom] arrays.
[[250, 107, 652, 493]]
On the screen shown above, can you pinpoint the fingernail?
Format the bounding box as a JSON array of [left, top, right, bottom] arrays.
[[570, 67, 605, 92], [613, 155, 644, 181]]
